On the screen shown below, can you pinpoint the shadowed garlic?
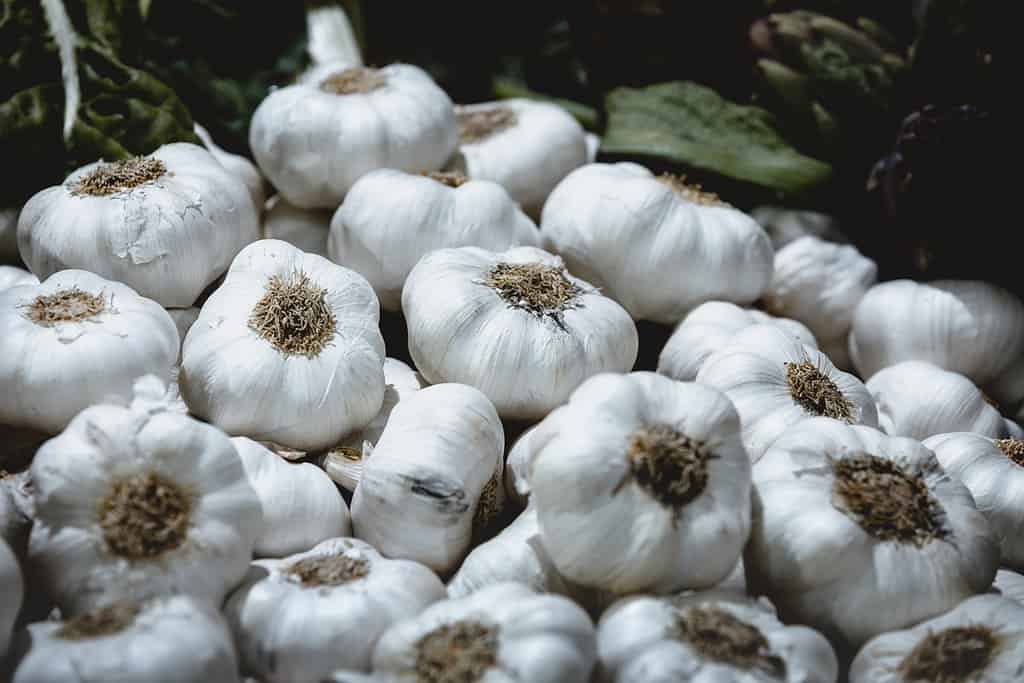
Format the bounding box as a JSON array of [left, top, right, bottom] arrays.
[[262, 195, 331, 258], [1, 207, 18, 263], [0, 472, 31, 558], [750, 206, 848, 249], [504, 405, 567, 507], [994, 569, 1024, 606], [0, 266, 37, 290], [1, 538, 21, 658], [193, 122, 265, 212]]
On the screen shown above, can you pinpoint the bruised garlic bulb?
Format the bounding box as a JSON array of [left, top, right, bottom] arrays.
[[193, 122, 265, 211], [597, 591, 838, 683], [658, 301, 817, 382], [329, 169, 540, 311], [750, 206, 848, 249], [696, 323, 877, 460], [18, 143, 259, 307], [180, 239, 385, 451], [0, 265, 37, 290], [1, 538, 21, 658], [0, 269, 179, 434], [748, 418, 998, 649], [541, 164, 774, 323], [404, 246, 637, 420], [262, 195, 331, 258], [225, 537, 446, 683]]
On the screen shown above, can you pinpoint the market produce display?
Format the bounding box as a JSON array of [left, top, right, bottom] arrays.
[[0, 1, 1012, 682]]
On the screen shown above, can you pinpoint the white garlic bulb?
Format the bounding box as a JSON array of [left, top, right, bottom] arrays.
[[180, 239, 386, 451], [868, 361, 1007, 440], [994, 568, 1024, 606], [329, 169, 541, 311], [0, 265, 37, 290], [447, 99, 588, 218], [262, 195, 331, 258], [849, 594, 1024, 683], [166, 307, 200, 353], [225, 537, 446, 683], [748, 418, 998, 649], [352, 383, 504, 574], [585, 132, 600, 163], [750, 206, 848, 249], [193, 122, 265, 212], [696, 323, 878, 461], [250, 63, 457, 209], [541, 163, 774, 323], [371, 582, 597, 683], [1, 537, 21, 658], [404, 245, 637, 420], [10, 595, 240, 683], [597, 590, 838, 683], [528, 372, 752, 594], [504, 405, 567, 507], [18, 143, 259, 307], [658, 301, 817, 382], [0, 473, 31, 558], [0, 269, 179, 434], [1, 206, 18, 264]]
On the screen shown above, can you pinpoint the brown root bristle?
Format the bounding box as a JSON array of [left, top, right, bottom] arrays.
[[617, 424, 717, 517], [248, 271, 336, 357], [996, 438, 1024, 467], [424, 170, 469, 188], [671, 605, 786, 677], [483, 262, 580, 319], [23, 288, 106, 326], [56, 601, 141, 640], [785, 359, 854, 422], [831, 454, 946, 546], [899, 625, 999, 683], [97, 471, 192, 560], [334, 446, 362, 462], [288, 554, 370, 587], [458, 106, 518, 143], [70, 157, 167, 196], [414, 620, 499, 683], [473, 474, 502, 532], [319, 66, 385, 95], [657, 173, 729, 207]]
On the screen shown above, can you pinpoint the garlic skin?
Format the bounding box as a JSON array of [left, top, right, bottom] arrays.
[[371, 582, 596, 683], [18, 142, 259, 307], [849, 595, 1024, 683], [250, 63, 457, 209], [193, 122, 265, 212], [1, 207, 19, 264], [10, 595, 240, 683], [529, 372, 752, 595], [225, 537, 446, 683], [505, 406, 567, 507], [750, 206, 848, 249], [166, 307, 200, 353], [1, 538, 21, 658], [696, 323, 878, 461], [748, 418, 998, 649], [868, 361, 1007, 440], [329, 169, 541, 311], [404, 246, 638, 420], [0, 269, 179, 434], [0, 265, 37, 290], [28, 385, 262, 615], [994, 569, 1024, 606], [232, 437, 350, 558], [597, 591, 838, 683], [541, 163, 774, 324], [180, 239, 386, 451], [262, 195, 331, 258], [447, 99, 588, 218], [658, 301, 817, 382], [0, 475, 32, 558]]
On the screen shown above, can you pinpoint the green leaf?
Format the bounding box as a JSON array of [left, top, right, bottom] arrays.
[[601, 81, 832, 195]]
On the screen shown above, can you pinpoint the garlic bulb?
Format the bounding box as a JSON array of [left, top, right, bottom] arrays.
[[541, 163, 774, 323], [404, 246, 637, 420], [0, 269, 179, 434], [10, 595, 240, 683], [1, 538, 21, 658], [250, 63, 457, 209], [750, 206, 848, 249], [504, 406, 567, 507], [528, 372, 752, 594], [447, 99, 588, 218], [225, 537, 446, 683], [232, 437, 350, 558], [747, 417, 998, 649], [180, 239, 386, 451], [658, 301, 817, 382], [994, 569, 1024, 606], [193, 122, 265, 212], [597, 591, 838, 683], [585, 132, 601, 163], [328, 169, 541, 311], [868, 361, 1007, 440], [1, 471, 32, 557], [696, 323, 878, 461], [371, 581, 596, 683], [166, 307, 200, 353], [262, 195, 331, 258], [28, 383, 262, 615], [923, 432, 1024, 569], [352, 383, 504, 574], [0, 265, 37, 290], [1, 207, 18, 264], [18, 142, 259, 307], [849, 594, 1024, 683]]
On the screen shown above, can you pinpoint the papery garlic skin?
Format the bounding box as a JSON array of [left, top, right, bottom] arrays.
[[250, 63, 457, 209], [748, 418, 998, 649], [0, 265, 37, 290], [658, 301, 817, 382], [0, 475, 31, 558], [849, 595, 1024, 683], [262, 195, 331, 258], [352, 383, 504, 574], [541, 163, 774, 323], [750, 206, 848, 249], [18, 143, 259, 307], [225, 537, 445, 683], [597, 591, 838, 683], [404, 246, 637, 420], [329, 169, 541, 311], [193, 122, 265, 212], [868, 361, 1007, 440], [1, 207, 19, 264], [0, 269, 179, 434], [994, 568, 1024, 606], [0, 538, 21, 658], [11, 595, 240, 683], [180, 239, 386, 451], [505, 406, 567, 507], [529, 372, 752, 594]]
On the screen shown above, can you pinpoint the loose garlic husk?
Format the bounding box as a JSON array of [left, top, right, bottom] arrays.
[[1, 537, 21, 659], [193, 122, 265, 212], [225, 537, 446, 683], [750, 206, 848, 249], [262, 195, 331, 258], [1, 207, 18, 264], [0, 266, 37, 291]]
